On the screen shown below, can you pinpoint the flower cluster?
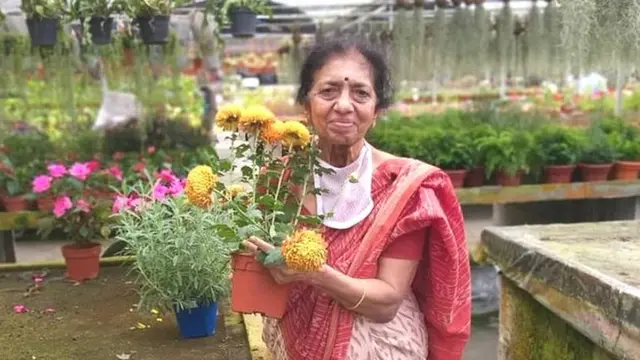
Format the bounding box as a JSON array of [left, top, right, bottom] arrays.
[[281, 229, 327, 272]]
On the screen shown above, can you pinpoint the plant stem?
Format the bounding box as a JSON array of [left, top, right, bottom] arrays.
[[293, 151, 313, 228], [270, 144, 293, 231]]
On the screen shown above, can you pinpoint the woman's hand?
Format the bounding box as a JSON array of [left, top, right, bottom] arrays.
[[242, 236, 314, 285]]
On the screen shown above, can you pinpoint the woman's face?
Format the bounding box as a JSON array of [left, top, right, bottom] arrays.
[[305, 50, 378, 147]]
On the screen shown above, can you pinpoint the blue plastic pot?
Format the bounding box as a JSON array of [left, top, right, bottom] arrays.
[[174, 302, 218, 338]]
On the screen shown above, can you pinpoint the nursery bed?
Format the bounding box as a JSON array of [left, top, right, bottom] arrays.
[[0, 267, 251, 360]]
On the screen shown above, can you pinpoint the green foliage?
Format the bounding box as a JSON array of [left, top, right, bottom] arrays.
[[600, 116, 640, 161], [579, 121, 619, 164], [38, 198, 114, 245], [20, 0, 66, 18], [115, 193, 237, 312], [534, 125, 586, 166], [477, 130, 534, 177]]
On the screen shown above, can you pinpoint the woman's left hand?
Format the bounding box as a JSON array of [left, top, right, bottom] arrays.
[[242, 236, 315, 285]]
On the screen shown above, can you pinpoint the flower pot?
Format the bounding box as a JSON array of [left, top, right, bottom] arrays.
[[465, 166, 486, 187], [174, 302, 218, 339], [26, 18, 59, 46], [578, 163, 613, 182], [61, 242, 102, 281], [36, 195, 56, 212], [543, 165, 575, 184], [496, 170, 523, 186], [136, 15, 170, 45], [612, 161, 640, 180], [230, 7, 258, 38], [444, 169, 468, 188], [231, 253, 290, 318], [88, 16, 114, 45], [3, 196, 27, 212]]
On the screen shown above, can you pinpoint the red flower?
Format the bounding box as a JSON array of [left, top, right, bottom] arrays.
[[112, 152, 126, 161], [133, 162, 146, 172], [147, 146, 157, 155], [87, 160, 101, 172]]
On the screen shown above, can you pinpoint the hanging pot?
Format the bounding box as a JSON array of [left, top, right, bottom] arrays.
[[231, 253, 290, 318], [136, 15, 171, 45], [444, 169, 468, 188], [174, 302, 218, 338], [543, 165, 575, 184], [578, 163, 613, 182], [230, 7, 258, 38], [26, 17, 59, 47], [61, 242, 102, 281], [88, 16, 114, 45], [612, 161, 640, 180]]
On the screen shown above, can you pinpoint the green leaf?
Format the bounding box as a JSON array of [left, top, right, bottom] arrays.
[[259, 248, 284, 267], [214, 224, 236, 240], [100, 225, 111, 238]]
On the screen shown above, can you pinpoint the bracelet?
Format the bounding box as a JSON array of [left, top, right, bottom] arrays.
[[346, 283, 367, 311]]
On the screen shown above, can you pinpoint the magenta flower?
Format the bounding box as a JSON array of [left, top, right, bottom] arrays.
[[69, 163, 91, 181], [47, 163, 67, 178], [77, 199, 91, 213], [157, 169, 178, 183], [87, 160, 101, 172], [32, 175, 52, 193], [108, 165, 124, 182], [53, 196, 73, 217], [112, 195, 129, 214], [152, 183, 169, 201], [13, 304, 28, 313], [168, 178, 185, 196]]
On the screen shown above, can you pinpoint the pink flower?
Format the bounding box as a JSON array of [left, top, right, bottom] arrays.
[[128, 197, 143, 211], [32, 175, 52, 193], [152, 183, 169, 201], [87, 160, 101, 172], [112, 195, 130, 213], [108, 165, 124, 182], [168, 179, 184, 196], [77, 199, 91, 213], [156, 169, 177, 183], [47, 163, 67, 178], [44, 308, 56, 313], [13, 304, 28, 313], [53, 196, 73, 217], [33, 277, 43, 285], [69, 163, 91, 181]]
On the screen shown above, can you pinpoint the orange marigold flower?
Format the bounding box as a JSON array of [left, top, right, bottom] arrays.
[[281, 229, 327, 272], [262, 120, 285, 144], [185, 165, 217, 208], [238, 105, 276, 135], [215, 104, 243, 131], [281, 121, 311, 148]]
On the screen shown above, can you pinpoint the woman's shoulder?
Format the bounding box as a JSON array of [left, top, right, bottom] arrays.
[[372, 148, 442, 177]]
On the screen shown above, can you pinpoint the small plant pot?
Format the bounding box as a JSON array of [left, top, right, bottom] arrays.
[[88, 16, 114, 45], [543, 165, 575, 184], [578, 163, 613, 182], [496, 170, 523, 186], [3, 196, 28, 212], [174, 302, 218, 339], [123, 48, 135, 66], [36, 195, 56, 212], [612, 161, 640, 180], [61, 242, 102, 281], [230, 7, 258, 38], [465, 166, 486, 187], [443, 169, 468, 188], [231, 253, 290, 318], [136, 15, 171, 45], [26, 17, 59, 46]]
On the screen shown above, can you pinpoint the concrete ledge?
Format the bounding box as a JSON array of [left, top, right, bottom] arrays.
[[0, 256, 136, 273], [243, 314, 271, 360], [482, 221, 640, 360]]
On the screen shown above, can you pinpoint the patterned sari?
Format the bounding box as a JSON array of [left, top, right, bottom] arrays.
[[263, 158, 471, 360]]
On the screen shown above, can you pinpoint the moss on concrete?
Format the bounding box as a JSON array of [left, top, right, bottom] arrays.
[[501, 277, 615, 360]]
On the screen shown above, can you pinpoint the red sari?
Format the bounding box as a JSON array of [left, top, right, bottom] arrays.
[[278, 158, 471, 360]]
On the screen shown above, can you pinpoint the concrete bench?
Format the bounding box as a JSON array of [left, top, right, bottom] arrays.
[[0, 211, 39, 263], [480, 220, 640, 360]]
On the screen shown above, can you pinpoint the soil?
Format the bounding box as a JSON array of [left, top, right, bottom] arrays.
[[0, 267, 251, 360]]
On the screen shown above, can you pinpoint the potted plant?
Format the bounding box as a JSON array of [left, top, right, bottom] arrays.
[[71, 0, 125, 45], [604, 119, 640, 180], [128, 0, 179, 44], [224, 0, 270, 38], [477, 129, 534, 186], [0, 159, 33, 212], [534, 124, 585, 183], [426, 128, 474, 188], [114, 177, 236, 339], [577, 125, 618, 182], [21, 0, 65, 46]]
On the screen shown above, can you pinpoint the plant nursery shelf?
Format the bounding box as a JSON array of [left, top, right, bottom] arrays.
[[456, 180, 640, 205]]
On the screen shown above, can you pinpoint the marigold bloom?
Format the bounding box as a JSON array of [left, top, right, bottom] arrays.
[[281, 229, 327, 272], [185, 165, 217, 208], [226, 184, 246, 198], [215, 104, 243, 131], [238, 105, 276, 134], [262, 120, 285, 144], [281, 121, 312, 148]]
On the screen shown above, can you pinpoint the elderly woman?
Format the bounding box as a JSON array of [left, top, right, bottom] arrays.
[[243, 37, 471, 360]]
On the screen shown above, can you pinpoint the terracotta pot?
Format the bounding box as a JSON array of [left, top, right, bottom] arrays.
[[61, 242, 102, 281], [231, 253, 290, 318], [543, 165, 575, 184], [496, 170, 523, 186], [37, 195, 56, 212], [578, 163, 613, 182], [3, 196, 27, 212], [465, 166, 486, 187], [612, 161, 640, 180], [444, 169, 468, 188]]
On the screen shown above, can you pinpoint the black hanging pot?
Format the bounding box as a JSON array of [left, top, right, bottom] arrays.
[[88, 16, 114, 45], [26, 17, 59, 46], [230, 7, 257, 38], [136, 15, 170, 45]]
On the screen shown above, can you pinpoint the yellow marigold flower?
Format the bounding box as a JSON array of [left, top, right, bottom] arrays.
[[238, 105, 276, 134], [262, 120, 285, 144], [226, 184, 246, 198], [281, 121, 311, 148], [281, 229, 327, 272], [185, 165, 217, 208], [215, 104, 243, 131]]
